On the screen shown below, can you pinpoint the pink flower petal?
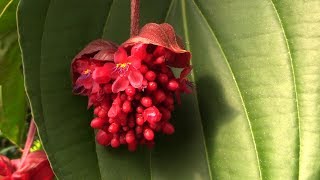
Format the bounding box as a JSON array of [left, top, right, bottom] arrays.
[[0, 155, 14, 176], [13, 151, 54, 180], [128, 69, 143, 88], [112, 76, 130, 93], [92, 64, 115, 84], [131, 43, 147, 60], [128, 56, 141, 69], [114, 47, 128, 64]]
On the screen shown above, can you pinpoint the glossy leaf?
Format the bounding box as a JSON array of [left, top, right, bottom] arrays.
[[0, 0, 26, 145], [18, 0, 320, 179]]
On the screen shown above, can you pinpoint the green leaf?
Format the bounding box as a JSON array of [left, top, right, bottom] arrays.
[[18, 0, 320, 179], [0, 0, 26, 146]]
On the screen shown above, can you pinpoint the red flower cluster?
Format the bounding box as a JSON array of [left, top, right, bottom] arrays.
[[71, 23, 192, 151], [0, 151, 54, 180]]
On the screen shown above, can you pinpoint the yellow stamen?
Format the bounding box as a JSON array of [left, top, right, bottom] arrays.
[[116, 62, 131, 68], [82, 69, 91, 74]]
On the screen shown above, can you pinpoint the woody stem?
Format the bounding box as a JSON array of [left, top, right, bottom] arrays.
[[20, 119, 36, 167], [130, 0, 140, 37]]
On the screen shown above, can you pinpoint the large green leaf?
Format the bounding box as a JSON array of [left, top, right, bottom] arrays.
[[0, 0, 26, 145], [18, 0, 320, 179]]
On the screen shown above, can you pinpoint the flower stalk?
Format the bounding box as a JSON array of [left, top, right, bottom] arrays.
[[130, 0, 140, 37], [20, 119, 36, 168]]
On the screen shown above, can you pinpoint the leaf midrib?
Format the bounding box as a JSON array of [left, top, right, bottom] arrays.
[[180, 0, 214, 179], [270, 0, 301, 178], [190, 0, 263, 179]]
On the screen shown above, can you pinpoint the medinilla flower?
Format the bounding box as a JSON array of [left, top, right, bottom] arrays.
[[71, 40, 118, 107], [0, 150, 54, 180], [111, 46, 144, 93], [71, 23, 193, 151]]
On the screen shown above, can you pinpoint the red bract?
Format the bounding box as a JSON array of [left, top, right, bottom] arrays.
[[0, 151, 54, 180], [122, 23, 191, 68], [71, 23, 192, 151]]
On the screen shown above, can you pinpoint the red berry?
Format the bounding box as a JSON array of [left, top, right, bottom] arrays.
[[135, 126, 143, 134], [167, 79, 179, 91], [163, 123, 175, 135], [96, 130, 112, 146], [164, 96, 174, 106], [145, 71, 156, 81], [143, 106, 162, 123], [127, 95, 134, 101], [126, 132, 136, 144], [136, 116, 145, 126], [120, 93, 127, 101], [147, 82, 157, 91], [98, 108, 108, 118], [154, 56, 165, 64], [94, 106, 101, 116], [160, 108, 171, 121], [136, 106, 144, 113], [90, 118, 105, 129], [108, 123, 120, 133], [158, 73, 168, 84], [160, 65, 170, 73], [122, 100, 132, 113], [111, 138, 120, 148], [149, 123, 157, 130], [125, 86, 136, 96], [108, 104, 120, 118], [141, 97, 153, 107], [140, 64, 148, 74], [119, 134, 126, 144], [154, 90, 166, 103], [144, 128, 154, 141], [108, 118, 115, 124]]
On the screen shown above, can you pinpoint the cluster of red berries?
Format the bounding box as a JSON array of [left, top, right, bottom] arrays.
[[72, 23, 192, 151]]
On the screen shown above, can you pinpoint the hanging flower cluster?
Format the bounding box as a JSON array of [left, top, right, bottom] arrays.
[[71, 23, 192, 151], [0, 151, 54, 180]]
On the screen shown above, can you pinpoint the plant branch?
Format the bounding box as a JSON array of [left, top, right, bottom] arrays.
[[130, 0, 140, 37]]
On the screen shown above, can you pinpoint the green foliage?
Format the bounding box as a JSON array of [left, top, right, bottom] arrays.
[[0, 0, 26, 146], [18, 0, 320, 179]]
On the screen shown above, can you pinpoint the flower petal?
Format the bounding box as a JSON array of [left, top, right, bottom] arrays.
[[112, 76, 130, 93], [14, 151, 54, 180], [92, 64, 115, 84], [131, 43, 147, 60], [114, 47, 128, 64], [0, 155, 14, 176], [128, 69, 143, 88], [128, 56, 141, 69]]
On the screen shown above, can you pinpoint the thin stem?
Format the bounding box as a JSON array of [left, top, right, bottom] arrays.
[[20, 119, 36, 167], [130, 0, 140, 37]]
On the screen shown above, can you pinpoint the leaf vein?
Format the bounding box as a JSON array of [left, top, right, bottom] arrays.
[[269, 0, 301, 179], [191, 0, 263, 179]]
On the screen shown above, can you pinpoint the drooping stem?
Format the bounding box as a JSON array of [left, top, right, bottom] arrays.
[[130, 0, 140, 37], [20, 119, 36, 167]]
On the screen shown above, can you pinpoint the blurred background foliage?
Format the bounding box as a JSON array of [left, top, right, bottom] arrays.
[[0, 0, 38, 156]]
